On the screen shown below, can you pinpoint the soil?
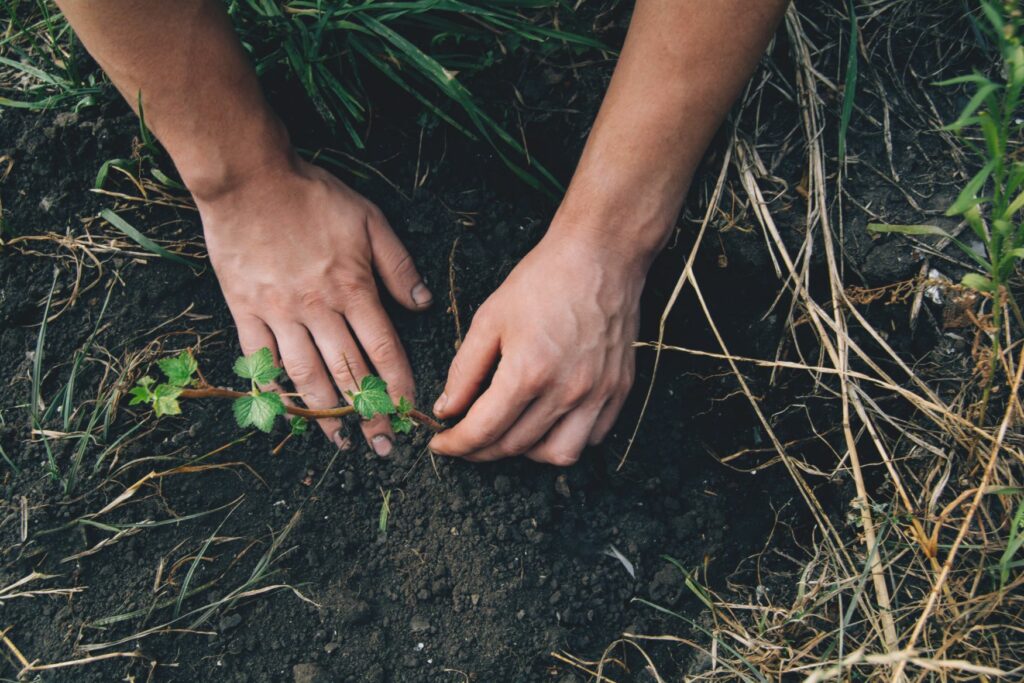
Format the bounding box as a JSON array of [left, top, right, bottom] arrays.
[[0, 3, 980, 682]]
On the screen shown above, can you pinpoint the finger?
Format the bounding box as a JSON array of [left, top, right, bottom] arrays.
[[345, 293, 416, 405], [429, 364, 533, 457], [235, 314, 281, 389], [273, 323, 347, 449], [305, 312, 395, 456], [528, 401, 604, 467], [433, 316, 500, 419], [589, 359, 635, 445], [462, 395, 566, 463], [234, 313, 316, 423], [367, 211, 432, 311]]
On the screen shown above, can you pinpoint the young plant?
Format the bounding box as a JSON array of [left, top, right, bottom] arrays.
[[129, 348, 441, 444], [869, 0, 1024, 415]]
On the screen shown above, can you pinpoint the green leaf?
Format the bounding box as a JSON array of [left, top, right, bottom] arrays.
[[935, 72, 994, 88], [233, 347, 281, 385], [391, 415, 414, 434], [100, 209, 197, 269], [961, 273, 994, 292], [1003, 187, 1024, 219], [128, 380, 155, 406], [867, 223, 951, 238], [233, 392, 285, 432], [157, 350, 198, 387], [941, 82, 1000, 132], [396, 395, 413, 416], [351, 374, 395, 420], [94, 158, 134, 189], [946, 161, 995, 217], [290, 416, 309, 436], [152, 384, 182, 417]]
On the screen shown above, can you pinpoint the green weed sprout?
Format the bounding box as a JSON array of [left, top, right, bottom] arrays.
[[129, 348, 441, 445], [869, 0, 1024, 414], [871, 2, 1023, 297]]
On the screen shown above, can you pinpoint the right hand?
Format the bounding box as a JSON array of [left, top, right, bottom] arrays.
[[195, 156, 432, 455]]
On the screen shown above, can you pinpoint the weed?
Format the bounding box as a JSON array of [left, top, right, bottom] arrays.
[[129, 347, 441, 441], [2, 1, 607, 192], [0, 0, 101, 110], [869, 1, 1024, 406], [378, 487, 392, 535]]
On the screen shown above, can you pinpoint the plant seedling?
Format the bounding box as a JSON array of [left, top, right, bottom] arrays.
[[868, 1, 1023, 426], [130, 348, 441, 446]]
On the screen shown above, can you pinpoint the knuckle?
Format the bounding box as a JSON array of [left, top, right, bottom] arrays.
[[471, 424, 502, 448], [541, 449, 578, 468], [364, 201, 385, 224], [327, 355, 360, 384], [390, 251, 417, 280], [364, 334, 397, 363], [472, 302, 494, 326], [285, 360, 318, 385], [562, 375, 594, 405], [296, 287, 330, 311], [517, 365, 549, 393], [335, 277, 373, 302], [499, 435, 533, 457]]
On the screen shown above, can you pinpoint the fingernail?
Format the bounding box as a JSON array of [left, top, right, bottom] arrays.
[[332, 431, 352, 451], [372, 434, 393, 457], [411, 283, 432, 307], [433, 393, 447, 416]]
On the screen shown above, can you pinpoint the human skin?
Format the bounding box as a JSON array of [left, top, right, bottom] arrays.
[[55, 0, 787, 464], [428, 0, 789, 463]]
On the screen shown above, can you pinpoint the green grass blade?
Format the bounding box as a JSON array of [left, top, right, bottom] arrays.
[[99, 209, 198, 269]]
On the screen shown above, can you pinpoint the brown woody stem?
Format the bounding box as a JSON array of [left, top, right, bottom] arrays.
[[178, 385, 444, 431]]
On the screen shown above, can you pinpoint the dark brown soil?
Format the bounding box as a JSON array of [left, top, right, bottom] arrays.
[[0, 3, 979, 682]]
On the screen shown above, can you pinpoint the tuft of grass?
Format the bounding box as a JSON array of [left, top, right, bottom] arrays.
[[0, 0, 101, 110], [2, 1, 609, 192]]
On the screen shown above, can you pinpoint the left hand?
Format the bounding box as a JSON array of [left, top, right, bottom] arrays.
[[428, 229, 644, 466]]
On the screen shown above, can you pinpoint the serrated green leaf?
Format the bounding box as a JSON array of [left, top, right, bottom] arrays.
[[152, 384, 182, 417], [290, 416, 309, 436], [233, 347, 281, 385], [396, 395, 413, 416], [391, 415, 414, 434], [351, 374, 395, 420], [128, 385, 154, 406], [961, 273, 994, 292], [157, 350, 198, 387], [233, 392, 285, 432], [129, 376, 157, 406], [360, 375, 388, 394]]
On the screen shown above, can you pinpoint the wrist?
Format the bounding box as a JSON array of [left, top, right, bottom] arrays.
[[547, 166, 687, 274], [172, 111, 295, 205]]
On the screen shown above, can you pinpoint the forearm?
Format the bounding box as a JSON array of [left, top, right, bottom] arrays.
[[55, 0, 290, 202], [551, 0, 788, 266]]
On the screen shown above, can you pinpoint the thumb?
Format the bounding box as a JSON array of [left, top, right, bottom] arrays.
[[367, 211, 432, 311], [434, 314, 500, 419]]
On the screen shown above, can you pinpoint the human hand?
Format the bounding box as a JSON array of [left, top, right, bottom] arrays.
[[197, 157, 431, 455], [428, 230, 643, 465]]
